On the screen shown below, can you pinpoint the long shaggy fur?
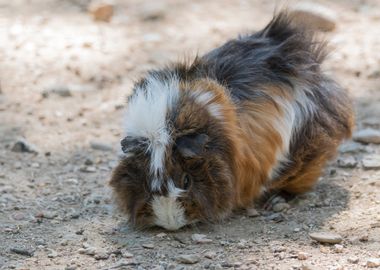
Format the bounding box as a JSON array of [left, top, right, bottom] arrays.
[[109, 12, 354, 230]]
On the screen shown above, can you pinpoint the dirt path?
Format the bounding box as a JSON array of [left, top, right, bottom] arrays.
[[1, 1, 380, 269]]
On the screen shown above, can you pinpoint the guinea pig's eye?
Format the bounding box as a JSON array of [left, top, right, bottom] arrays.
[[183, 174, 191, 190]]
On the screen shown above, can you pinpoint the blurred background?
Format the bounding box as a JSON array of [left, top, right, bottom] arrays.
[[0, 1, 380, 269], [1, 0, 380, 152]]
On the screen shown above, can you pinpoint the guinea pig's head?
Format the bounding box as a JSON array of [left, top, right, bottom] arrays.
[[110, 72, 238, 230]]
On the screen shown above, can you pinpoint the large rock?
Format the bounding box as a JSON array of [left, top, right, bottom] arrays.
[[289, 2, 337, 32], [353, 128, 380, 144]]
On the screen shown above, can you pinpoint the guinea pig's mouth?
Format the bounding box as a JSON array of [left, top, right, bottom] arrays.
[[151, 195, 188, 231]]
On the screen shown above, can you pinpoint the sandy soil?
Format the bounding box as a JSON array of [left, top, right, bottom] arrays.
[[0, 0, 380, 269]]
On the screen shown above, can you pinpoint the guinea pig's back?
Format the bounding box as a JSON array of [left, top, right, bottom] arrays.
[[200, 12, 354, 200]]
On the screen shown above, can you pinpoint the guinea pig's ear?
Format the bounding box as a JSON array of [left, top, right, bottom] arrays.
[[121, 136, 148, 153], [175, 133, 209, 158]]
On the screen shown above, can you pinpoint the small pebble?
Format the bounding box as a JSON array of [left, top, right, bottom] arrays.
[[10, 247, 34, 257], [333, 244, 344, 253], [272, 246, 286, 253], [156, 233, 167, 238], [69, 212, 81, 219], [273, 202, 290, 212], [142, 33, 162, 42], [11, 139, 38, 154], [362, 155, 380, 170], [80, 166, 96, 173], [139, 2, 166, 21], [35, 239, 46, 246], [122, 250, 134, 258], [274, 252, 285, 260], [309, 231, 343, 244], [353, 128, 380, 144], [60, 239, 69, 246], [111, 259, 140, 268], [65, 178, 79, 185], [359, 234, 369, 242], [31, 162, 40, 168], [78, 247, 96, 256], [337, 156, 357, 168], [173, 235, 188, 244], [42, 211, 58, 219], [75, 228, 84, 235], [319, 246, 329, 254], [237, 239, 250, 249], [14, 162, 22, 169], [84, 158, 94, 165], [47, 249, 58, 258], [339, 141, 365, 153], [90, 141, 113, 151], [297, 252, 309, 260], [151, 266, 165, 270], [367, 258, 380, 268], [347, 256, 359, 264], [233, 262, 243, 267], [246, 208, 260, 217], [94, 251, 109, 260], [221, 262, 234, 268], [12, 212, 26, 220], [368, 70, 380, 79], [191, 234, 213, 244], [300, 265, 314, 270], [42, 86, 71, 97], [89, 3, 114, 22], [176, 254, 200, 264], [204, 251, 216, 259], [142, 243, 154, 249], [266, 213, 285, 222]]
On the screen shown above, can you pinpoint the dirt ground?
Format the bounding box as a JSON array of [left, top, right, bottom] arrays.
[[1, 0, 380, 269]]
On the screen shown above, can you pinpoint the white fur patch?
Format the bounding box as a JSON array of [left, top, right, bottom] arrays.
[[270, 85, 315, 179], [151, 180, 186, 230], [207, 103, 223, 119], [191, 91, 223, 119], [124, 75, 179, 190], [167, 179, 184, 197]]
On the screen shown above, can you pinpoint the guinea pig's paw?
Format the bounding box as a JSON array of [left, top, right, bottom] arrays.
[[262, 191, 295, 211]]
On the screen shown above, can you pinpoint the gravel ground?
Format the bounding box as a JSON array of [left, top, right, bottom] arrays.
[[0, 0, 380, 269]]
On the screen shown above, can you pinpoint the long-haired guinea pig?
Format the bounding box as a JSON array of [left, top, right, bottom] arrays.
[[110, 12, 354, 230]]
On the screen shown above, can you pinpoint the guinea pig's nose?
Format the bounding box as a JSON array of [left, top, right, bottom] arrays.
[[151, 195, 187, 231]]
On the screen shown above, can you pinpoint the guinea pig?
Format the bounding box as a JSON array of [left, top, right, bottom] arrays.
[[109, 12, 354, 230]]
